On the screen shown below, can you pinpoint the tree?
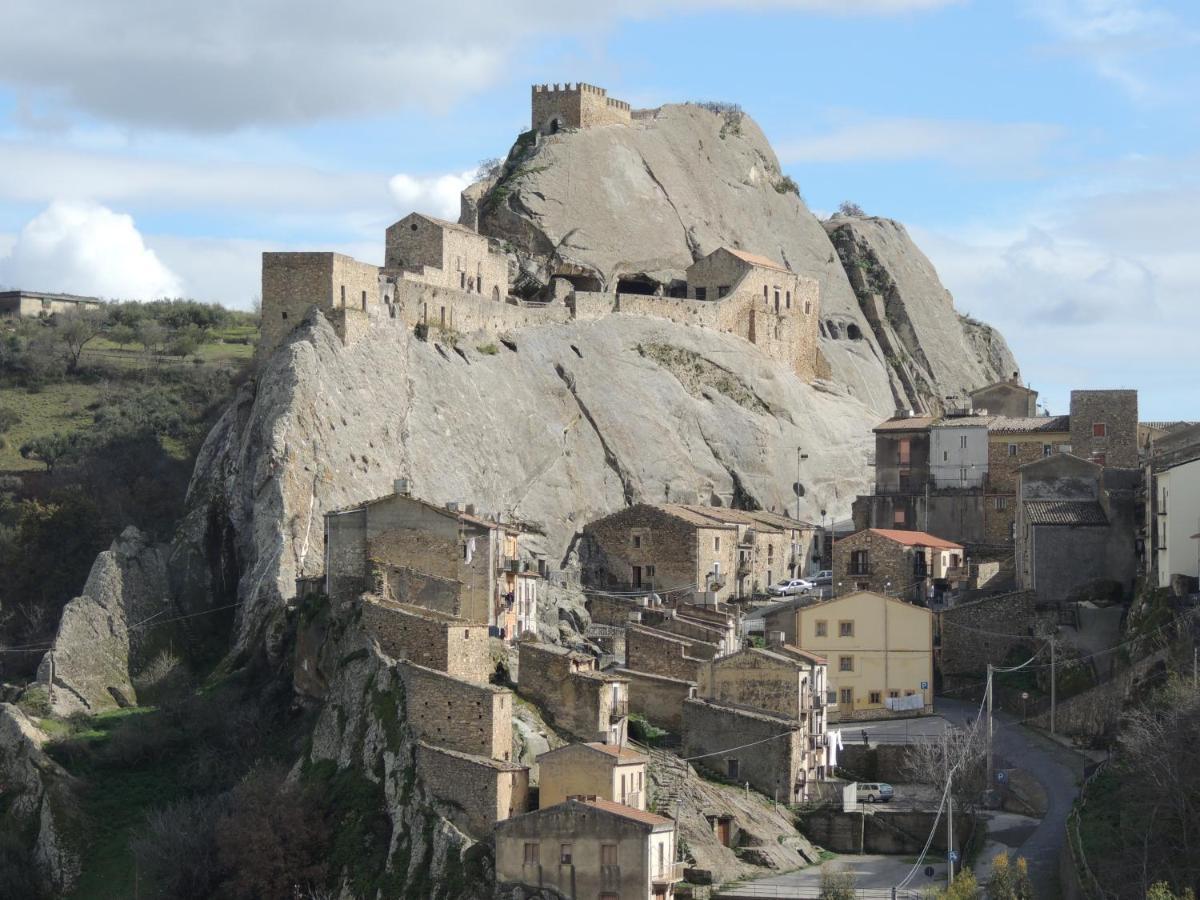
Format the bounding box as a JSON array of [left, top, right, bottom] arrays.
[[1147, 883, 1198, 900], [903, 725, 987, 810], [987, 852, 1033, 900], [138, 320, 168, 357], [837, 201, 866, 217], [19, 431, 85, 473], [931, 870, 980, 899], [107, 323, 139, 350], [819, 862, 857, 899], [0, 407, 19, 436], [51, 308, 106, 373]]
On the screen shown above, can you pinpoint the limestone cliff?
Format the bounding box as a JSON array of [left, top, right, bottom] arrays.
[[468, 103, 1015, 415]]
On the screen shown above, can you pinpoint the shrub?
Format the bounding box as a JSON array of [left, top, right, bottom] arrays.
[[837, 201, 866, 217], [0, 407, 19, 435], [132, 648, 193, 706], [819, 862, 856, 899], [774, 174, 801, 196], [628, 713, 667, 745], [476, 343, 499, 355], [131, 793, 231, 900]]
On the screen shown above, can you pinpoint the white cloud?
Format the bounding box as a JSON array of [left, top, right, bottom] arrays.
[[0, 202, 183, 300], [388, 169, 480, 222], [779, 116, 1062, 174], [0, 0, 959, 131]]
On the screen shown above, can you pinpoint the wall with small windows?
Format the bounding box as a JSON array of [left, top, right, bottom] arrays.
[[682, 697, 806, 798], [1069, 389, 1138, 468], [361, 597, 490, 684], [398, 659, 513, 759], [415, 742, 529, 838]]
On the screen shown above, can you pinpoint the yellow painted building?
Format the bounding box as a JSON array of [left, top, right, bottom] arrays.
[[537, 742, 649, 811], [790, 591, 933, 720]]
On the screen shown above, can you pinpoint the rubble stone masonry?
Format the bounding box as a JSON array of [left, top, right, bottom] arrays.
[[625, 624, 717, 682], [415, 742, 528, 838], [682, 698, 803, 799], [397, 660, 514, 760], [1070, 390, 1139, 468], [361, 598, 490, 684]]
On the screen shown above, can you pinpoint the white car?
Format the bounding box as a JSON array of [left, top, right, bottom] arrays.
[[768, 578, 813, 597]]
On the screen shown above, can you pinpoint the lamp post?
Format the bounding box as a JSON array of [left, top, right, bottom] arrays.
[[795, 447, 809, 577]]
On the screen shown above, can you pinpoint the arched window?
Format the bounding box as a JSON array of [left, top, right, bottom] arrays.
[[492, 286, 501, 302]]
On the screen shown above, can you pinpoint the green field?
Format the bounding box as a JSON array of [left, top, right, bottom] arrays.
[[0, 381, 104, 471]]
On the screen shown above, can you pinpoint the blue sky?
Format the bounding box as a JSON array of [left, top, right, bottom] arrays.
[[0, 0, 1196, 418]]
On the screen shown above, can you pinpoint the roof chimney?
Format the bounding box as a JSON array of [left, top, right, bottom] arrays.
[[393, 478, 410, 496], [446, 501, 460, 513], [465, 503, 476, 516]]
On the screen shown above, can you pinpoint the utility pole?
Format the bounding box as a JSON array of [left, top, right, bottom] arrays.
[[945, 731, 954, 885], [986, 663, 994, 791], [47, 649, 55, 706], [1050, 637, 1057, 736]]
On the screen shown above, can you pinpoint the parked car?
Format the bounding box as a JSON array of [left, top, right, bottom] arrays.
[[768, 578, 813, 597], [856, 782, 894, 803], [811, 570, 833, 585]]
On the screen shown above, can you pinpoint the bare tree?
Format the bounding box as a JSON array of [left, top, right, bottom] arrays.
[[903, 724, 987, 810]]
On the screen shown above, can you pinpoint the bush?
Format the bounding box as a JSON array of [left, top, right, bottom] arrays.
[[819, 862, 856, 899], [132, 648, 193, 706], [774, 174, 801, 196], [628, 713, 667, 745], [476, 343, 499, 355], [837, 201, 866, 217], [131, 793, 231, 900]]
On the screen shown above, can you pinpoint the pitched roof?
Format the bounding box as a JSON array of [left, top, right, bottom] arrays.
[[327, 491, 516, 532], [401, 211, 483, 238], [970, 380, 1035, 396], [577, 797, 674, 828], [865, 528, 963, 550], [742, 509, 817, 531], [989, 415, 1071, 435], [725, 247, 787, 272], [1024, 500, 1108, 527], [874, 415, 935, 432], [656, 504, 738, 529], [538, 742, 647, 766], [931, 415, 994, 427]]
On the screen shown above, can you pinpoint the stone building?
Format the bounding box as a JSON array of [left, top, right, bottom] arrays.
[[518, 641, 630, 744], [538, 742, 649, 810], [1146, 423, 1200, 589], [1015, 454, 1138, 603], [324, 483, 538, 639], [0, 290, 103, 319], [681, 698, 809, 800], [397, 660, 515, 760], [787, 591, 934, 720], [384, 212, 508, 303], [259, 251, 385, 356], [494, 797, 681, 900], [833, 528, 964, 603], [983, 416, 1072, 547], [625, 623, 720, 683], [969, 377, 1037, 417], [360, 597, 490, 684], [613, 669, 695, 733], [581, 503, 816, 603], [531, 82, 632, 135], [416, 742, 529, 839], [1069, 389, 1139, 468]]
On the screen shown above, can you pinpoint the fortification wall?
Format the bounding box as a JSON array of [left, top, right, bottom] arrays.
[[361, 599, 489, 683], [531, 82, 631, 134], [415, 742, 529, 838], [397, 660, 513, 760]]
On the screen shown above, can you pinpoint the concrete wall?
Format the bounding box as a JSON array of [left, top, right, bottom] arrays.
[[682, 698, 804, 800], [930, 421, 989, 489], [397, 660, 513, 760], [1069, 390, 1138, 468], [873, 426, 931, 495], [361, 598, 490, 684], [1156, 456, 1200, 586], [416, 742, 529, 838], [616, 668, 695, 733]]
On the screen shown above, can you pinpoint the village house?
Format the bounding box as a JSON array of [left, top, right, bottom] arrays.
[[785, 591, 934, 720], [625, 623, 720, 684], [323, 482, 539, 640], [494, 797, 682, 900], [581, 503, 817, 603], [929, 413, 992, 490], [832, 528, 965, 604], [969, 376, 1037, 417], [1069, 389, 1139, 468], [0, 289, 103, 319], [984, 415, 1072, 547], [360, 596, 491, 684], [518, 641, 630, 745], [1015, 453, 1138, 603], [383, 211, 509, 304], [538, 742, 649, 810], [1146, 423, 1200, 590]]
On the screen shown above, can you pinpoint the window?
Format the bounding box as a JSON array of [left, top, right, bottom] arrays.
[[898, 438, 911, 466], [888, 690, 900, 699], [714, 536, 721, 551], [826, 689, 837, 704], [960, 467, 968, 484], [905, 689, 915, 697], [632, 534, 642, 548], [695, 287, 707, 301], [361, 290, 367, 310], [524, 842, 540, 865], [767, 545, 774, 561], [1043, 443, 1053, 457], [943, 451, 949, 462], [340, 285, 346, 305], [994, 496, 1008, 511], [601, 844, 619, 866], [645, 565, 656, 577], [774, 290, 780, 313], [763, 285, 768, 299], [894, 509, 906, 526], [1008, 443, 1018, 457], [1093, 423, 1106, 437], [839, 687, 853, 705], [815, 620, 828, 637], [960, 435, 968, 449], [839, 655, 854, 672], [281, 311, 288, 320], [869, 691, 882, 704], [839, 620, 854, 637], [560, 844, 573, 865], [726, 759, 740, 780], [804, 300, 812, 315], [717, 285, 729, 298], [850, 549, 869, 575]]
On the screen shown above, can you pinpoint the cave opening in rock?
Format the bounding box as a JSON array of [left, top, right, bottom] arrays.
[[555, 273, 602, 293], [847, 323, 863, 340], [615, 275, 660, 296]]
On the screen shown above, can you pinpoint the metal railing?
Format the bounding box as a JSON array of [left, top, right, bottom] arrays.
[[653, 861, 686, 884], [610, 699, 629, 719], [717, 886, 924, 899]]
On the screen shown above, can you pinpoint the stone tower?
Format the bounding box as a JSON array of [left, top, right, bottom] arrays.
[[530, 82, 631, 135]]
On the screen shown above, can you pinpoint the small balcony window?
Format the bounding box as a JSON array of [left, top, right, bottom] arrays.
[[524, 842, 540, 865]]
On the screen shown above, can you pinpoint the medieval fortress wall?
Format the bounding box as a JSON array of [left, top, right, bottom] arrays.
[[260, 84, 825, 382]]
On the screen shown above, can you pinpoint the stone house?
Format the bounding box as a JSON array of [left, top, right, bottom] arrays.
[[324, 483, 538, 640], [518, 641, 630, 744], [0, 290, 103, 319], [613, 669, 695, 733], [625, 623, 719, 684], [531, 82, 632, 135], [415, 742, 529, 839], [494, 797, 681, 900], [360, 597, 490, 684], [833, 528, 964, 603], [984, 415, 1072, 547], [497, 527, 542, 640], [383, 212, 509, 304], [538, 742, 649, 811], [788, 591, 934, 721], [852, 412, 934, 533], [1015, 454, 1138, 603], [969, 377, 1037, 417], [696, 644, 828, 790], [1069, 389, 1139, 468], [1146, 423, 1200, 589]]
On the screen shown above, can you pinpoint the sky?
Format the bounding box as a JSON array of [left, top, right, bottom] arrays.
[[0, 0, 1196, 419]]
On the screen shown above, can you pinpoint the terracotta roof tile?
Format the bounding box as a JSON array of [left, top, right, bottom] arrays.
[[989, 415, 1071, 434], [874, 416, 935, 432], [584, 742, 648, 762], [1023, 500, 1108, 527], [577, 797, 674, 827], [725, 248, 787, 271], [866, 528, 963, 550]]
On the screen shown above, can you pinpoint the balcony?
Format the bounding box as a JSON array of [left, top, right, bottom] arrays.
[[943, 566, 966, 579], [739, 528, 757, 548], [600, 864, 621, 890], [810, 693, 825, 710], [736, 558, 752, 576], [652, 862, 686, 885], [849, 567, 871, 577], [610, 699, 629, 719], [809, 733, 826, 751]]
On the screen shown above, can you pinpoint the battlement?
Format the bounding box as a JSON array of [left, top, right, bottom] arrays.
[[531, 81, 631, 134], [532, 81, 608, 96]]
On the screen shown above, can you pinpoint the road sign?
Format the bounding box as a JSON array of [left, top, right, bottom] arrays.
[[949, 850, 960, 864], [920, 681, 929, 690], [996, 770, 1008, 784], [924, 866, 935, 878]]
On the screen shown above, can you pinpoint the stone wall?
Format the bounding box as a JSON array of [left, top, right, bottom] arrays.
[[798, 809, 973, 855], [361, 598, 490, 684], [617, 668, 695, 732], [397, 660, 514, 760], [531, 82, 631, 134], [1069, 390, 1138, 468], [833, 530, 919, 597], [580, 504, 705, 597], [937, 591, 1046, 679], [518, 641, 625, 743], [1028, 650, 1167, 737], [415, 742, 529, 839], [379, 564, 462, 617], [837, 744, 912, 783], [626, 624, 713, 682], [698, 650, 804, 720], [681, 698, 802, 799]]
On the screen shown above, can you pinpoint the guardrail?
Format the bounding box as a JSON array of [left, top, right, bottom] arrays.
[[717, 885, 924, 899], [1066, 760, 1110, 899]]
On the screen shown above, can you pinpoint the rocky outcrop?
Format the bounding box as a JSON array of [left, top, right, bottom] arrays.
[[37, 527, 170, 715], [824, 214, 1019, 413], [472, 103, 1015, 415], [189, 311, 876, 654], [0, 704, 82, 895]]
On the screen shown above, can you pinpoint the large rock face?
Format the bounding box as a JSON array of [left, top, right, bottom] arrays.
[[471, 103, 1015, 415], [190, 311, 876, 652]]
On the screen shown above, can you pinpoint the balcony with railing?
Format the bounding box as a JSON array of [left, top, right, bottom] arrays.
[[599, 864, 621, 890], [849, 564, 871, 577], [739, 528, 757, 548], [610, 699, 629, 719], [652, 862, 686, 885]]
